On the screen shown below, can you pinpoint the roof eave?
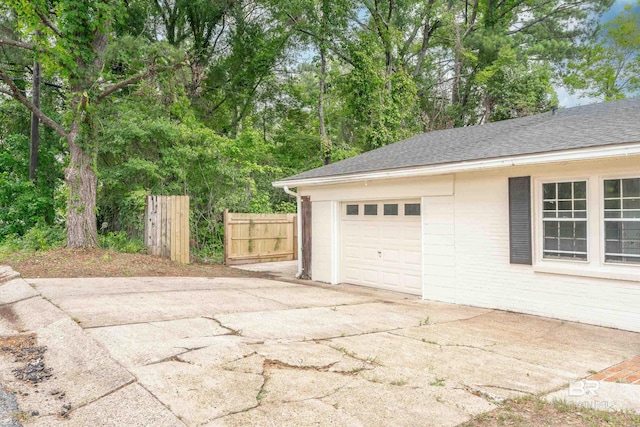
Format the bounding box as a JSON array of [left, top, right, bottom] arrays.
[[273, 142, 640, 188]]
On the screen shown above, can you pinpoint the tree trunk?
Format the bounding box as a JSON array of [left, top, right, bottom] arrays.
[[29, 59, 41, 183], [65, 129, 98, 248], [318, 2, 331, 165]]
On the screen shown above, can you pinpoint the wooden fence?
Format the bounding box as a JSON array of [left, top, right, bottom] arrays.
[[224, 210, 297, 265], [145, 195, 190, 264]]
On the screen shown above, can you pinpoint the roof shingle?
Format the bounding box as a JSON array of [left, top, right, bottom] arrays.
[[280, 97, 640, 182]]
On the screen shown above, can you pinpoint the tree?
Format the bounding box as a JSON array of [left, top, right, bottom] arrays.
[[0, 0, 182, 247], [564, 1, 640, 100]]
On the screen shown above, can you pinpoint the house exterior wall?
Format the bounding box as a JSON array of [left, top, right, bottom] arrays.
[[451, 156, 640, 332], [301, 155, 640, 332]]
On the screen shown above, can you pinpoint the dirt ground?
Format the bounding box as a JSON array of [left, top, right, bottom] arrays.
[[0, 248, 268, 279]]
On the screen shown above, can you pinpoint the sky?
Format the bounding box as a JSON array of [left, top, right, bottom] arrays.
[[558, 0, 639, 107]]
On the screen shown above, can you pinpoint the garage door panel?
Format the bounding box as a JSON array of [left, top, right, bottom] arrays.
[[403, 274, 422, 290], [382, 225, 400, 239], [362, 269, 380, 284], [341, 200, 422, 296], [404, 251, 422, 266], [382, 272, 400, 286], [383, 249, 399, 262]]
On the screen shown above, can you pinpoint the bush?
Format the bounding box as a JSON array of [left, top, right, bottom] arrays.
[[98, 231, 146, 253], [0, 224, 65, 252]]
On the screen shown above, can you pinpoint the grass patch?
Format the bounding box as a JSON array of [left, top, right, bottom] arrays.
[[462, 395, 640, 426]]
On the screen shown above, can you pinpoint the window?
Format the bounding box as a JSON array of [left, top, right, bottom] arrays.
[[383, 204, 398, 215], [364, 204, 378, 215], [404, 203, 421, 216], [542, 181, 587, 260], [604, 178, 640, 264], [346, 204, 359, 216]]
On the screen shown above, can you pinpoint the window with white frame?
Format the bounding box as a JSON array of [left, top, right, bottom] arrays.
[[603, 178, 640, 264], [542, 181, 588, 260]]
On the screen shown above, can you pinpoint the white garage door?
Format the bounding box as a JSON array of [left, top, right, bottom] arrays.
[[341, 200, 422, 295]]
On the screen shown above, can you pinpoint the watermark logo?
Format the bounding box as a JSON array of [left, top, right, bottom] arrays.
[[568, 380, 600, 397]]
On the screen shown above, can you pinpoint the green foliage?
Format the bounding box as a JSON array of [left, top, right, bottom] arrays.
[[564, 1, 640, 100], [0, 224, 65, 252], [98, 231, 146, 253], [0, 0, 623, 259]]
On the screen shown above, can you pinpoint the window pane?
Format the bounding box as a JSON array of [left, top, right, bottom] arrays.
[[558, 182, 572, 199], [364, 204, 378, 215], [544, 238, 558, 251], [573, 181, 586, 199], [575, 221, 587, 239], [559, 222, 574, 238], [383, 204, 398, 215], [605, 222, 621, 239], [543, 201, 556, 211], [604, 219, 640, 264], [574, 200, 586, 211], [404, 203, 421, 216], [544, 221, 559, 237], [605, 199, 621, 209], [558, 201, 572, 211], [576, 239, 587, 252], [604, 179, 620, 198], [606, 240, 621, 254], [623, 210, 640, 219], [574, 211, 587, 219], [605, 211, 621, 218], [543, 183, 556, 200], [622, 178, 640, 197], [623, 198, 640, 210], [346, 205, 359, 215]]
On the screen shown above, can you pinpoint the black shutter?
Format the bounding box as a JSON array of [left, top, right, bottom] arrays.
[[509, 176, 532, 265]]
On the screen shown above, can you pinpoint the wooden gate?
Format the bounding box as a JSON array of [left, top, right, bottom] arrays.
[[145, 195, 190, 264], [224, 210, 297, 265]]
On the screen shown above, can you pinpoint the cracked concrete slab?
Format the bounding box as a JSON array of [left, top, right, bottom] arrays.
[[261, 366, 355, 403], [6, 271, 640, 426], [133, 361, 263, 426], [205, 399, 363, 427], [215, 302, 445, 341], [88, 317, 236, 368], [326, 331, 576, 399], [0, 296, 68, 335], [176, 335, 260, 368], [26, 384, 185, 427], [319, 378, 493, 427], [0, 317, 134, 418], [51, 288, 289, 328], [0, 279, 38, 306], [29, 277, 295, 299], [255, 341, 366, 373]]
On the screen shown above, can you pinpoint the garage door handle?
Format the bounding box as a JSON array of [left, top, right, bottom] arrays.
[[378, 250, 382, 257]]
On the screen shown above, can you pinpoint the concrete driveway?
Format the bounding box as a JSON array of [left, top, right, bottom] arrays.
[[1, 270, 639, 426]]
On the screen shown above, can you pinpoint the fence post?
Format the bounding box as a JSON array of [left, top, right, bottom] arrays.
[[223, 209, 229, 265]]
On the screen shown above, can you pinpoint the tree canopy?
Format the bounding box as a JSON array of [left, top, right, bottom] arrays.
[[0, 0, 635, 256]]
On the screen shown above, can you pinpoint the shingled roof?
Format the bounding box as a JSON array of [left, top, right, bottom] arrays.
[[278, 97, 640, 183]]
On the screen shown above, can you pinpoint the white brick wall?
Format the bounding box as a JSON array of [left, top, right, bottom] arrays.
[[451, 169, 640, 332]]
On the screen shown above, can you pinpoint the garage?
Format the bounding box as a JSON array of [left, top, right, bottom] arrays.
[[340, 200, 422, 295]]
